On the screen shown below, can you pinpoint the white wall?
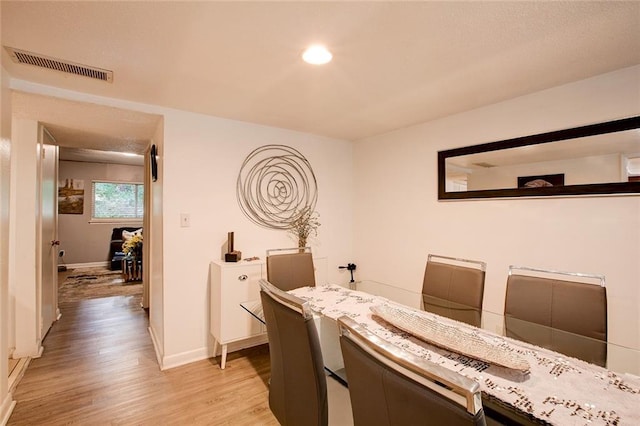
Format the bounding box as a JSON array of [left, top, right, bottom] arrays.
[[160, 109, 353, 368], [57, 160, 144, 265], [353, 65, 640, 350]]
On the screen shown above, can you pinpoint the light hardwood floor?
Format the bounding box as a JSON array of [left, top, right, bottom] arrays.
[[8, 294, 279, 425]]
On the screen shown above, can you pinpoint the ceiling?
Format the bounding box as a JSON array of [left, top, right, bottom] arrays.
[[2, 1, 639, 159]]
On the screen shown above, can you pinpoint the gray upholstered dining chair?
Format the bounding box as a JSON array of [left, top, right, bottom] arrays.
[[421, 254, 487, 326], [504, 265, 607, 366], [259, 279, 327, 426], [266, 247, 316, 291], [337, 316, 486, 426]]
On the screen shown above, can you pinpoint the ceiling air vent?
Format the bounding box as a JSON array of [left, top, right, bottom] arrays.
[[4, 46, 113, 83]]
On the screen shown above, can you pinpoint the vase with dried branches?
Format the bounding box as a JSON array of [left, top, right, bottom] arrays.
[[288, 206, 320, 249]]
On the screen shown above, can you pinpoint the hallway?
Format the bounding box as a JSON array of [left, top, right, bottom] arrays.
[[8, 293, 277, 425]]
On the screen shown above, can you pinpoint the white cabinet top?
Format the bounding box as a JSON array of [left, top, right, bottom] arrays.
[[211, 259, 265, 268]]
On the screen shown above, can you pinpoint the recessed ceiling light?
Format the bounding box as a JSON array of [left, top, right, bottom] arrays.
[[302, 45, 332, 65]]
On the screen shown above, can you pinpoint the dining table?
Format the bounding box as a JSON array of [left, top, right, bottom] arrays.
[[241, 280, 640, 426]]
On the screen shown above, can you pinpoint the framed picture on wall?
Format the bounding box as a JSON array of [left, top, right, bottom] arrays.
[[58, 179, 84, 214]]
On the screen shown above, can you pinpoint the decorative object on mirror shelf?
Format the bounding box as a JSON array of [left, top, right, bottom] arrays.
[[224, 231, 242, 262], [287, 206, 320, 248], [236, 144, 318, 230], [517, 173, 564, 188]]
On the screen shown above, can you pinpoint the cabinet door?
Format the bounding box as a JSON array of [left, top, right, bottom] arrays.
[[218, 264, 264, 342]]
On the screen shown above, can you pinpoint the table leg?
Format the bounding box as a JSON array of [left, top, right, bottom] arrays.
[[220, 344, 228, 369]]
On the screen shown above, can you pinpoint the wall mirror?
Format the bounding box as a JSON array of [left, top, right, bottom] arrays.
[[438, 116, 640, 200]]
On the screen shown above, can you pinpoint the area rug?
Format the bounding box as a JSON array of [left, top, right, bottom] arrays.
[[58, 266, 142, 303]]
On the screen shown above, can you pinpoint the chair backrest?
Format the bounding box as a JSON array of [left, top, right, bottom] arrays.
[[504, 266, 607, 366], [505, 266, 607, 341], [422, 254, 486, 309], [422, 255, 486, 326], [266, 247, 316, 291], [259, 279, 327, 426], [338, 316, 486, 426]]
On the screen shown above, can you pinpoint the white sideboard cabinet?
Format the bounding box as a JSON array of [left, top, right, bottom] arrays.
[[210, 260, 266, 369]]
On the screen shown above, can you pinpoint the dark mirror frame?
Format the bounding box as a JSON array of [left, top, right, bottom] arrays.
[[438, 116, 640, 200]]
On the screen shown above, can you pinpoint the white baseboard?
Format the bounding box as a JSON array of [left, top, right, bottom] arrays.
[[65, 261, 109, 269], [161, 347, 210, 371], [0, 393, 16, 426], [147, 326, 164, 369], [11, 343, 42, 359], [8, 358, 30, 394]]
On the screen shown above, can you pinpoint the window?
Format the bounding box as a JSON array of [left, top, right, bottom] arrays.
[[92, 181, 144, 222]]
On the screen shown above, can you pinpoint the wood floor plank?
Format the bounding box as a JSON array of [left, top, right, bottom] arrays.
[[8, 294, 278, 425]]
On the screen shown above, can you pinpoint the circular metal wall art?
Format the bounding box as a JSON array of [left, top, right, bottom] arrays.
[[237, 145, 318, 229]]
